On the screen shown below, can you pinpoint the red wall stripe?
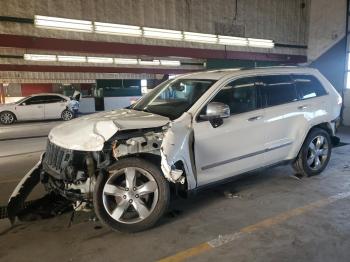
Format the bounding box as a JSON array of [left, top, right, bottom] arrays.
[[21, 83, 53, 96]]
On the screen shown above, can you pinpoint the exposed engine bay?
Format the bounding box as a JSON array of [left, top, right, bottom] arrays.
[[7, 113, 195, 224]]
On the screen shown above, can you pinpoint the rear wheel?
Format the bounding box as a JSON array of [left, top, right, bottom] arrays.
[[93, 157, 170, 233], [61, 110, 73, 121], [0, 111, 15, 125], [293, 128, 331, 177]]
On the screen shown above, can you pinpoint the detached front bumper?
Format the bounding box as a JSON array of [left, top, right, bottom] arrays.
[[7, 154, 44, 224]]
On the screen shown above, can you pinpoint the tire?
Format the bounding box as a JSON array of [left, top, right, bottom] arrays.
[[293, 128, 332, 177], [0, 111, 15, 125], [93, 157, 170, 233], [61, 109, 73, 121]]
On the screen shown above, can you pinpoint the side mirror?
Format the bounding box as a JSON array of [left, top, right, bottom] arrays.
[[200, 102, 230, 128], [20, 102, 26, 106]]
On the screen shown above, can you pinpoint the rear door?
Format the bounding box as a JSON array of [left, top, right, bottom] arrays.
[[14, 96, 45, 120], [193, 76, 267, 186], [43, 95, 68, 119], [259, 74, 305, 165]]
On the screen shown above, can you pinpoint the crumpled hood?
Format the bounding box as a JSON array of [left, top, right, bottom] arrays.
[[49, 109, 170, 151]]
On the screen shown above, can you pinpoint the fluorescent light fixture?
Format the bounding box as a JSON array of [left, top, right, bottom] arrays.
[[143, 27, 183, 40], [24, 54, 57, 61], [34, 15, 93, 32], [138, 59, 160, 66], [87, 56, 114, 63], [183, 32, 217, 43], [248, 38, 274, 48], [114, 58, 138, 65], [57, 55, 86, 62], [94, 22, 142, 36], [218, 35, 248, 46], [160, 60, 181, 66]]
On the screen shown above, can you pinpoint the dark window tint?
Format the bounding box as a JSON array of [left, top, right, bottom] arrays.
[[260, 75, 298, 107], [211, 77, 259, 115], [24, 96, 46, 105], [42, 95, 66, 103], [291, 74, 327, 100]]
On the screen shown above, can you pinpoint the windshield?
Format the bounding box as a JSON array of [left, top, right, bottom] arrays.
[[131, 79, 216, 120], [15, 96, 29, 104]]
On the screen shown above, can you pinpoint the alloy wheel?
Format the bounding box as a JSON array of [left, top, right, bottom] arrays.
[[307, 135, 329, 171], [102, 167, 159, 224], [62, 110, 73, 120], [0, 112, 14, 124]]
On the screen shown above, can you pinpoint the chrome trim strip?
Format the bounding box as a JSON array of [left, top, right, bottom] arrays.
[[201, 142, 293, 171]]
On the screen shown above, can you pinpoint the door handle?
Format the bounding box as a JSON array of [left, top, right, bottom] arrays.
[[37, 105, 43, 108], [297, 105, 308, 110], [248, 115, 263, 121]]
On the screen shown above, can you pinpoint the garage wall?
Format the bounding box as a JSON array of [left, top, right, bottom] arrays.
[[21, 83, 53, 96], [307, 0, 347, 62], [0, 0, 310, 46]]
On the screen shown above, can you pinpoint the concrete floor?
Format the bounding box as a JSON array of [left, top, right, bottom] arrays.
[[1, 122, 350, 262]]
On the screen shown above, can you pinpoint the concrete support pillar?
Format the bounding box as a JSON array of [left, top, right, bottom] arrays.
[[0, 84, 4, 104], [343, 89, 350, 126]]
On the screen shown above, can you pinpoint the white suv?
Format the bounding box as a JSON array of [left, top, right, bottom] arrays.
[[0, 93, 74, 125], [8, 67, 342, 232]]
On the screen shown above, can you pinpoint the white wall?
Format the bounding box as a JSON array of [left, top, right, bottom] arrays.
[[79, 97, 95, 113], [104, 96, 141, 111]]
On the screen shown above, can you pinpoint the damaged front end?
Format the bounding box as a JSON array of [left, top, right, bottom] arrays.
[[7, 111, 197, 224]]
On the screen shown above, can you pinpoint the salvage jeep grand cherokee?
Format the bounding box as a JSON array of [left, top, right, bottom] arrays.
[[8, 67, 342, 232]]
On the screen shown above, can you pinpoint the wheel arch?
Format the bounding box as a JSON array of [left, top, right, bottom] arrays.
[[0, 110, 17, 120], [118, 153, 189, 198]]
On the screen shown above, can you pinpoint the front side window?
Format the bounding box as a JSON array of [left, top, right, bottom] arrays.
[[24, 96, 46, 105], [260, 75, 298, 107], [291, 74, 327, 100], [132, 79, 215, 120], [209, 77, 259, 115]]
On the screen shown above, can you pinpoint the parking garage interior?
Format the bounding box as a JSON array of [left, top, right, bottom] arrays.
[[1, 0, 350, 261]]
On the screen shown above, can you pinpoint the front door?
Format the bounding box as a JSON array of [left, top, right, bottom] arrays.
[[15, 96, 45, 120], [193, 76, 267, 186]]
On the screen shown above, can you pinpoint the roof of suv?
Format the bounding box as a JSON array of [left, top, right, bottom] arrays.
[[179, 66, 319, 80]]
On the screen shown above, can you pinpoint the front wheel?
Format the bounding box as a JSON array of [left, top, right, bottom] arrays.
[[61, 109, 73, 121], [0, 111, 15, 125], [293, 128, 332, 177], [93, 157, 170, 233]]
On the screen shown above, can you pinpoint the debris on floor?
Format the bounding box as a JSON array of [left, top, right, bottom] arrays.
[[224, 190, 242, 199], [16, 193, 73, 222]]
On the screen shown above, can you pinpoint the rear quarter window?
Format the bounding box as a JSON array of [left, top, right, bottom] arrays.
[[291, 74, 327, 100]]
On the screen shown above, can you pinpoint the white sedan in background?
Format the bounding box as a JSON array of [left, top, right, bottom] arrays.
[[0, 93, 74, 125]]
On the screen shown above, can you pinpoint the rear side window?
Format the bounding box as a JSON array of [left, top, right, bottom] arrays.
[[260, 75, 298, 107], [291, 74, 327, 100], [42, 95, 66, 103]]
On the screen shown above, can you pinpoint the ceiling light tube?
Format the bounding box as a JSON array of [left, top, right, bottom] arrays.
[[183, 32, 218, 44], [160, 60, 181, 66], [87, 57, 114, 63], [34, 15, 93, 32], [143, 27, 183, 40], [248, 38, 274, 48], [24, 54, 57, 62], [94, 22, 142, 36], [138, 59, 160, 66], [57, 55, 86, 62], [218, 36, 248, 46], [114, 58, 138, 65]]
